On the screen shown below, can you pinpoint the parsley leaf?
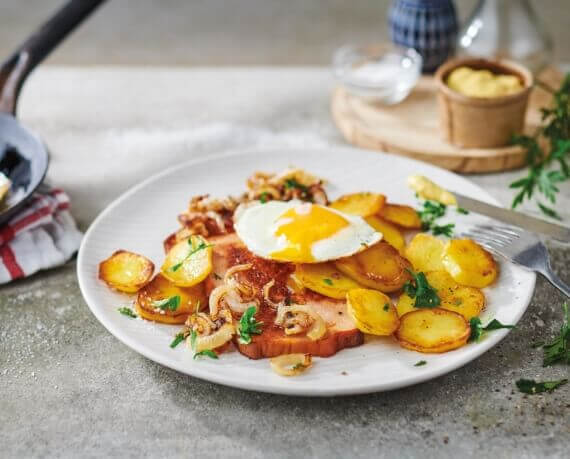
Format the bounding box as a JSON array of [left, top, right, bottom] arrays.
[[117, 307, 137, 318], [414, 360, 427, 367], [170, 238, 213, 272], [152, 295, 181, 311], [469, 317, 515, 342], [542, 302, 569, 366], [284, 178, 308, 192], [193, 350, 219, 360], [383, 303, 390, 312], [187, 329, 219, 360], [515, 378, 567, 394], [432, 223, 455, 237], [259, 192, 269, 203], [403, 269, 440, 308], [237, 306, 263, 344], [323, 278, 333, 286], [416, 200, 454, 237], [170, 332, 186, 349], [456, 207, 469, 215]]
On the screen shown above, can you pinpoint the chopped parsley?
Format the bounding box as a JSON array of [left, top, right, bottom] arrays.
[[188, 329, 219, 360], [170, 238, 213, 272], [515, 378, 567, 394], [284, 178, 308, 192], [259, 192, 269, 203], [414, 360, 427, 367], [469, 317, 515, 342], [237, 306, 263, 344], [152, 295, 180, 311], [536, 302, 569, 366], [432, 223, 455, 237], [403, 269, 440, 308], [416, 200, 456, 237], [193, 350, 219, 360], [453, 298, 463, 306], [383, 303, 390, 312], [170, 332, 186, 348], [323, 278, 334, 286], [456, 207, 469, 215], [291, 362, 307, 371], [117, 307, 137, 318]]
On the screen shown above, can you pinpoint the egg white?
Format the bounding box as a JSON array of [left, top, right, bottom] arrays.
[[234, 200, 383, 263]]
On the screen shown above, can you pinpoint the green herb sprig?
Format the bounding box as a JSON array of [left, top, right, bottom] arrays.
[[414, 360, 427, 367], [515, 378, 567, 394], [237, 306, 263, 344], [534, 302, 569, 366], [416, 200, 455, 237], [152, 295, 180, 311], [469, 317, 515, 342], [118, 307, 137, 318], [509, 74, 570, 219], [170, 238, 213, 272], [403, 269, 440, 308], [189, 330, 218, 360]]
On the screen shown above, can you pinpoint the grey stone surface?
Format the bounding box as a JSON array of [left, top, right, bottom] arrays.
[[0, 0, 569, 66], [1, 67, 569, 457]]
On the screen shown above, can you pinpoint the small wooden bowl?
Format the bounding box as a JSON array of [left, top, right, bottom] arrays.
[[434, 57, 533, 149]]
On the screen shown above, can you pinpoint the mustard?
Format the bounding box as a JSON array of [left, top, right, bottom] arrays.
[[407, 175, 457, 206], [446, 66, 523, 98]]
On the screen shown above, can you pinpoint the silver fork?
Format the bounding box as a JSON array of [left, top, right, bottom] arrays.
[[462, 224, 570, 297]]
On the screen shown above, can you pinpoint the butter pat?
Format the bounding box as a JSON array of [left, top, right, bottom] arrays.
[[446, 66, 523, 98], [407, 175, 457, 206]]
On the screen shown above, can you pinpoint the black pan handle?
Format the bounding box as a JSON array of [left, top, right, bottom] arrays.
[[0, 0, 107, 115]]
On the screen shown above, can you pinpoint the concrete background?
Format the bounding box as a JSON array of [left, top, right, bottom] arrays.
[[0, 0, 568, 66]]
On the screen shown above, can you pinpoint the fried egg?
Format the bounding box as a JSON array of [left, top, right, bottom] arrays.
[[234, 200, 383, 263]]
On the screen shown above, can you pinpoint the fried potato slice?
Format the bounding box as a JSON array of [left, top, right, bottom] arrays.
[[135, 273, 206, 324], [329, 192, 386, 217], [442, 239, 498, 288], [396, 271, 485, 320], [405, 233, 445, 272], [346, 288, 399, 336], [335, 242, 412, 293], [396, 308, 470, 353], [295, 262, 362, 299], [364, 215, 405, 252], [378, 203, 422, 229], [161, 235, 213, 287], [99, 250, 154, 293]]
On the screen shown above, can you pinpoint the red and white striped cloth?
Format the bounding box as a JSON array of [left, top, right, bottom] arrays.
[[0, 185, 82, 284]]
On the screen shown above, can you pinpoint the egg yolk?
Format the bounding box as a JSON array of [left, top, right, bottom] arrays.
[[271, 204, 349, 262]]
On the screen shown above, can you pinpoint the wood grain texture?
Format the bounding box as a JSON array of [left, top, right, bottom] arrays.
[[331, 67, 564, 173]]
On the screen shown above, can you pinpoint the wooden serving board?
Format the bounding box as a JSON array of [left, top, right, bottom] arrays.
[[331, 67, 562, 173]]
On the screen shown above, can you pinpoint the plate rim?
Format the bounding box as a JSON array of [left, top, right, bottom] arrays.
[[77, 146, 536, 396]]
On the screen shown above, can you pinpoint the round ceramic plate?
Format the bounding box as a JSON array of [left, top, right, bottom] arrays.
[[77, 147, 535, 396]]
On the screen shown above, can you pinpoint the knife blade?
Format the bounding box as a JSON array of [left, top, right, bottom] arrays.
[[453, 192, 570, 242]]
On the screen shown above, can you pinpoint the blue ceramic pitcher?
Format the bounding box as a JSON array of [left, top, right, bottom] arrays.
[[389, 0, 458, 73]]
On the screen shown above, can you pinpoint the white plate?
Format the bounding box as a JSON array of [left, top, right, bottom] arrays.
[[77, 147, 535, 396]]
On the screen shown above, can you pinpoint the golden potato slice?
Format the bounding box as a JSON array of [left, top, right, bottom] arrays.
[[378, 203, 422, 229], [295, 262, 362, 299], [335, 242, 412, 293], [329, 192, 386, 217], [405, 233, 445, 272], [442, 239, 498, 288], [396, 308, 470, 353], [135, 273, 206, 324], [99, 250, 154, 293], [441, 286, 485, 320], [396, 271, 485, 320], [161, 235, 213, 287], [347, 288, 399, 335], [364, 215, 405, 252], [396, 293, 416, 318]]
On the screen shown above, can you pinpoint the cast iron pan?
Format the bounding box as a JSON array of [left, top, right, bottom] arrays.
[[0, 0, 106, 226]]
